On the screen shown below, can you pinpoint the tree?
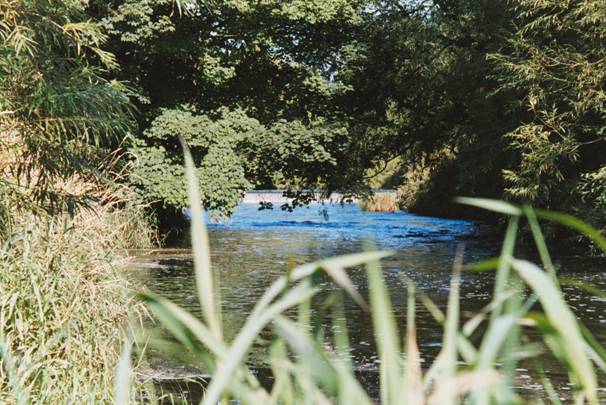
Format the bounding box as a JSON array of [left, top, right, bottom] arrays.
[[86, 0, 372, 219], [129, 107, 352, 218], [337, 0, 515, 217], [491, 0, 606, 235]]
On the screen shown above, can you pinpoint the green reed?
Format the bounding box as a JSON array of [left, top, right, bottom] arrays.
[[0, 196, 155, 404]]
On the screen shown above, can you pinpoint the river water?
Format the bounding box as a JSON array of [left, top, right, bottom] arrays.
[[130, 202, 606, 403]]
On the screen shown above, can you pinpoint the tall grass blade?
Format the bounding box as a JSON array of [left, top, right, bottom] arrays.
[[114, 339, 132, 405], [291, 251, 393, 282], [273, 316, 373, 405], [476, 314, 518, 370], [330, 294, 367, 405], [523, 206, 556, 280], [511, 259, 598, 404], [414, 286, 478, 367], [455, 197, 522, 216], [404, 281, 424, 404], [491, 216, 519, 320], [321, 261, 369, 310], [464, 257, 500, 272], [535, 209, 606, 254], [180, 138, 223, 341], [274, 316, 337, 395], [469, 217, 518, 405], [201, 281, 317, 405], [579, 323, 606, 374], [462, 290, 515, 337], [295, 288, 315, 405], [138, 292, 224, 357], [332, 292, 352, 368], [0, 335, 27, 405], [531, 359, 562, 405], [364, 242, 402, 404], [268, 340, 295, 404], [431, 247, 463, 405], [251, 252, 391, 321], [558, 278, 606, 299]]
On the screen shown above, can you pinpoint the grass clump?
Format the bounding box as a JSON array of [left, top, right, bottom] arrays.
[[359, 192, 399, 213], [0, 188, 156, 404], [133, 143, 606, 404]]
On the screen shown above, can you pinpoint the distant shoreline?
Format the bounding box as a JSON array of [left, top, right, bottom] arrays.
[[242, 190, 396, 204]]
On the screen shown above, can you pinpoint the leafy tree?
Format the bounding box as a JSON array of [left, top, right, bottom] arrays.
[[491, 0, 606, 235], [337, 0, 515, 217], [130, 107, 352, 218], [86, 0, 371, 219], [92, 0, 364, 119]]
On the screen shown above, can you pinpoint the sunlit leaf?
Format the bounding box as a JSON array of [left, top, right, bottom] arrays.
[[455, 197, 522, 216], [512, 259, 598, 403]]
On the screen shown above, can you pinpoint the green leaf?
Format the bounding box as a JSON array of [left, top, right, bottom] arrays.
[[455, 197, 522, 216], [535, 209, 606, 254], [180, 137, 223, 342], [558, 278, 606, 300], [364, 242, 402, 404], [511, 259, 598, 403], [463, 257, 499, 272]]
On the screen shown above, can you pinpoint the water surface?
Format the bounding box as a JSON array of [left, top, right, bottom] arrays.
[[130, 203, 606, 402]]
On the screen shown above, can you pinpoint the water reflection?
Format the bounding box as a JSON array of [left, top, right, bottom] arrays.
[[130, 203, 606, 402]]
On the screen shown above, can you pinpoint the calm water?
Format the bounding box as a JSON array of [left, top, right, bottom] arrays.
[[130, 203, 606, 402]]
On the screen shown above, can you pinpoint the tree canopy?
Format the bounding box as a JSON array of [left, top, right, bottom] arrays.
[[3, 0, 606, 246]]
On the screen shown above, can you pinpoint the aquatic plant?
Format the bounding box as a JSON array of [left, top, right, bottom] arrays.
[[132, 144, 606, 404]]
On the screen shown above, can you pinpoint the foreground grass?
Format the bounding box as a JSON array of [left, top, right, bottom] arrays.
[[133, 144, 606, 404], [0, 195, 155, 404]]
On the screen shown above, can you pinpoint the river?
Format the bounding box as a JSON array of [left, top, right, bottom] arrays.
[[128, 202, 606, 403]]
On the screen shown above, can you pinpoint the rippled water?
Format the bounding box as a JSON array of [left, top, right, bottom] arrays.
[[130, 203, 606, 403]]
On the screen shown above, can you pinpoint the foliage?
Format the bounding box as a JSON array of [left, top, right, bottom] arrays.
[[490, 0, 606, 232], [131, 153, 606, 404], [93, 0, 363, 119], [332, 0, 606, 243], [130, 108, 254, 217], [129, 106, 355, 217], [85, 0, 376, 219], [0, 191, 155, 404], [5, 0, 606, 241], [336, 0, 515, 217], [0, 0, 134, 211]]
